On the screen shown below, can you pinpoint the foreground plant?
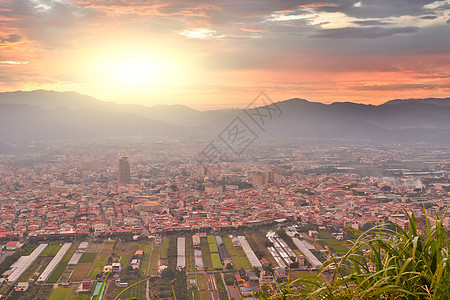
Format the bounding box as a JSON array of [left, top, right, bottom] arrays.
[[268, 209, 449, 300]]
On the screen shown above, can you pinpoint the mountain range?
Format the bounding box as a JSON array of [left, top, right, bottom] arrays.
[[0, 90, 449, 147]]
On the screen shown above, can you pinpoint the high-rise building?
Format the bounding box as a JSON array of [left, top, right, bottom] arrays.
[[252, 172, 268, 187], [118, 156, 130, 185], [268, 166, 282, 184]]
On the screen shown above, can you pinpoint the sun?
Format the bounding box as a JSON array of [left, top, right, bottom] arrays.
[[96, 57, 177, 90]]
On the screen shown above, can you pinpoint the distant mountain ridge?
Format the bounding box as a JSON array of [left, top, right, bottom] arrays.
[[0, 90, 449, 145]]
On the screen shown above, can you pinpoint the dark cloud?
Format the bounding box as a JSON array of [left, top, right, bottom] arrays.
[[421, 15, 437, 20], [353, 20, 392, 26], [0, 34, 21, 43], [311, 26, 418, 39]]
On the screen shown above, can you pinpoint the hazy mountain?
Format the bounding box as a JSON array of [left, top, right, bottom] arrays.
[[0, 90, 449, 146], [0, 103, 183, 144]]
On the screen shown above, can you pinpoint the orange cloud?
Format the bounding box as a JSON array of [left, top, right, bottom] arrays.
[[299, 3, 339, 8], [240, 28, 267, 33], [273, 10, 296, 13]]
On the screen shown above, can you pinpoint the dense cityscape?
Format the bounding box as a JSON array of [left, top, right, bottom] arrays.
[[0, 138, 449, 299]]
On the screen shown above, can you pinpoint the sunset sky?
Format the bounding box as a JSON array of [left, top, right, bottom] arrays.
[[0, 0, 449, 109]]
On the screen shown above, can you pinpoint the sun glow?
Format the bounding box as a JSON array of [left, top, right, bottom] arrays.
[[98, 58, 177, 88]]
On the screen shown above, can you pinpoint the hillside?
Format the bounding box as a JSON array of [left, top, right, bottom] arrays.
[[0, 90, 449, 145]]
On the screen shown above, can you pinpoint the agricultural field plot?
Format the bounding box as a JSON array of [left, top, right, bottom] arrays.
[[167, 236, 178, 271], [114, 241, 139, 258], [47, 285, 91, 300], [222, 235, 252, 270], [211, 253, 223, 270], [200, 237, 213, 270], [86, 243, 102, 252], [288, 270, 322, 282], [69, 262, 94, 281], [79, 252, 97, 263], [185, 236, 195, 272], [317, 230, 351, 253], [40, 243, 63, 257], [148, 246, 160, 275], [136, 241, 152, 276], [196, 273, 211, 300], [87, 241, 115, 279], [160, 237, 170, 260], [47, 242, 80, 283]]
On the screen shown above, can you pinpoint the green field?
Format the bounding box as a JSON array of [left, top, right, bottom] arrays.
[[211, 253, 223, 270], [47, 242, 80, 283], [40, 244, 63, 257], [148, 246, 160, 275], [137, 241, 153, 276], [317, 230, 351, 253], [208, 242, 219, 253], [185, 236, 195, 272], [200, 238, 213, 270], [222, 236, 252, 269], [207, 235, 216, 244], [47, 286, 85, 300], [87, 241, 115, 279], [196, 273, 210, 300], [79, 252, 97, 263], [160, 238, 170, 259]]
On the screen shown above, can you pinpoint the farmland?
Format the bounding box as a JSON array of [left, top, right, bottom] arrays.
[[2, 226, 349, 300]]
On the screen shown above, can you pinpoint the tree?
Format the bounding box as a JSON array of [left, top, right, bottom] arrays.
[[224, 273, 236, 285], [161, 268, 175, 280]]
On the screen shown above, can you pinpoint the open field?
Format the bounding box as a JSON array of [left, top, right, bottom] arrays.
[[211, 253, 223, 270], [79, 252, 97, 263], [200, 237, 213, 270], [222, 235, 252, 269], [87, 241, 115, 279], [40, 244, 63, 257], [185, 236, 195, 272], [69, 262, 94, 281], [196, 273, 210, 300], [318, 230, 351, 253], [47, 286, 78, 300], [86, 243, 101, 252], [137, 241, 152, 276], [149, 245, 160, 275], [160, 237, 169, 259]]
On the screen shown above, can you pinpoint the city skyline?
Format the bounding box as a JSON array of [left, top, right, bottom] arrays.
[[0, 0, 449, 109]]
